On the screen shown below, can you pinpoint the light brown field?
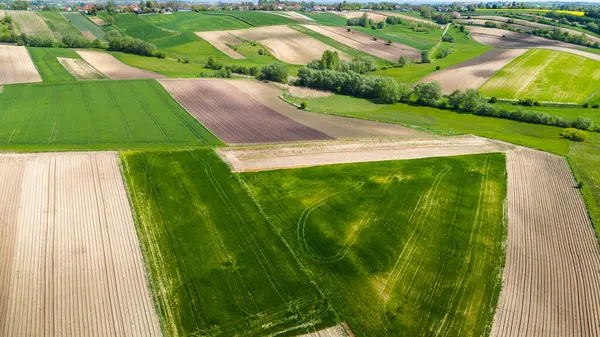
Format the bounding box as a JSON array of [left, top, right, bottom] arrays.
[[81, 30, 96, 41], [455, 19, 535, 32], [228, 79, 424, 139], [57, 57, 105, 80], [9, 10, 55, 40], [298, 323, 353, 337], [375, 11, 442, 27], [335, 11, 388, 22], [0, 152, 162, 337], [89, 16, 106, 25], [302, 24, 421, 61], [420, 48, 527, 94], [492, 148, 600, 337], [228, 25, 349, 64], [0, 10, 5, 20], [195, 31, 244, 59], [217, 136, 514, 172], [76, 50, 165, 79], [0, 45, 42, 85]]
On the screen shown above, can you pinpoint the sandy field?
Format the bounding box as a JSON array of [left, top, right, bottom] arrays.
[[298, 323, 353, 337], [159, 78, 332, 144], [195, 31, 244, 59], [0, 152, 161, 337], [455, 19, 535, 32], [90, 16, 106, 25], [76, 50, 165, 79], [228, 79, 424, 139], [57, 57, 105, 80], [0, 10, 4, 20], [9, 10, 55, 40], [420, 49, 527, 94], [217, 136, 514, 172], [375, 11, 443, 27], [0, 45, 42, 85], [228, 25, 349, 64], [491, 148, 600, 337], [302, 24, 420, 61], [335, 11, 388, 22]]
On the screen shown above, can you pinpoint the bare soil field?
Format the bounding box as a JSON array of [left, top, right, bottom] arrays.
[[217, 136, 514, 172], [159, 78, 332, 144], [10, 11, 55, 40], [0, 152, 161, 337], [302, 24, 421, 61], [89, 16, 106, 25], [0, 45, 42, 85], [228, 25, 349, 64], [228, 79, 424, 139], [492, 148, 600, 337], [81, 31, 96, 40], [420, 48, 527, 94], [298, 323, 353, 337], [57, 57, 106, 80], [76, 50, 165, 79], [335, 11, 388, 22], [195, 31, 244, 59]]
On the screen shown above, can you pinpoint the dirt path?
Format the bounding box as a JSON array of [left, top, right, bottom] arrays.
[[0, 45, 42, 85], [491, 148, 600, 337], [57, 57, 106, 80], [297, 323, 353, 337], [76, 50, 165, 79], [0, 152, 162, 337]]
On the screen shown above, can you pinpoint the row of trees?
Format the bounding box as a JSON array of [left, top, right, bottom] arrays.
[[105, 30, 164, 58], [386, 16, 439, 32], [530, 28, 596, 48], [306, 50, 378, 74], [346, 13, 386, 29]]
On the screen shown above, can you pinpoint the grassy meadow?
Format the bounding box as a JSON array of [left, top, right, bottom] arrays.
[[353, 22, 443, 50], [207, 11, 296, 26], [301, 12, 348, 26], [0, 80, 220, 150], [62, 12, 106, 40], [111, 13, 176, 41], [143, 12, 250, 32], [123, 149, 507, 337], [28, 47, 81, 82], [481, 49, 600, 104], [36, 11, 83, 40]]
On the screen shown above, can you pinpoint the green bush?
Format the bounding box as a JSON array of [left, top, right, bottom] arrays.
[[300, 101, 308, 109], [205, 56, 223, 70], [441, 34, 455, 42], [398, 55, 409, 67], [489, 97, 498, 103], [258, 63, 288, 83], [560, 128, 588, 142], [572, 117, 594, 130]]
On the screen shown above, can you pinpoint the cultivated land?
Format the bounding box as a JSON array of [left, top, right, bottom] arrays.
[[57, 57, 106, 80], [159, 79, 331, 144], [420, 48, 528, 94], [144, 12, 250, 33], [37, 11, 83, 40], [302, 24, 421, 61], [298, 324, 352, 337], [335, 10, 388, 22], [492, 148, 600, 337], [76, 50, 165, 79], [123, 149, 508, 337], [9, 10, 55, 40], [0, 152, 161, 337], [62, 12, 106, 41], [217, 136, 514, 172], [480, 48, 600, 103], [302, 12, 348, 26], [28, 47, 82, 82], [194, 31, 244, 59], [0, 45, 42, 85], [110, 13, 176, 41], [455, 18, 535, 32], [0, 80, 220, 150]]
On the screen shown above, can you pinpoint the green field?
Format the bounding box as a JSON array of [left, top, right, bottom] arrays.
[[481, 49, 600, 104], [62, 12, 107, 40], [36, 11, 83, 40], [123, 148, 507, 337], [374, 25, 492, 83], [143, 12, 250, 32], [111, 13, 176, 41], [353, 22, 443, 50], [27, 47, 80, 82], [0, 80, 220, 150], [301, 12, 348, 26], [207, 11, 296, 26]]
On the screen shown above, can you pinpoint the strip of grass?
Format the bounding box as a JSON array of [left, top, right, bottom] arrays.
[[206, 11, 296, 26], [143, 12, 250, 32], [0, 80, 220, 149], [243, 153, 507, 337], [301, 12, 348, 26], [481, 48, 600, 104], [27, 47, 79, 82], [62, 12, 107, 40], [352, 23, 443, 50], [122, 149, 335, 337], [284, 93, 600, 239], [373, 25, 491, 83], [36, 11, 82, 40]]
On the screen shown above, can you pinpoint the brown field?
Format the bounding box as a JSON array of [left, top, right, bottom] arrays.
[[0, 45, 42, 85], [375, 11, 442, 27], [10, 10, 55, 40], [455, 19, 535, 32], [0, 152, 161, 337], [298, 323, 353, 337], [217, 136, 514, 172], [492, 148, 600, 337], [302, 24, 421, 61], [195, 31, 244, 59], [420, 48, 527, 94], [159, 78, 332, 144], [228, 79, 424, 139], [89, 16, 106, 25], [57, 57, 106, 80], [335, 11, 388, 22], [81, 31, 96, 41], [228, 25, 349, 64], [76, 50, 165, 79]]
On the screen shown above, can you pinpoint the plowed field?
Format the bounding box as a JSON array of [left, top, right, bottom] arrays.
[[76, 50, 165, 79], [159, 79, 332, 144], [10, 10, 55, 40], [492, 148, 600, 337], [0, 152, 161, 337], [0, 45, 42, 85]]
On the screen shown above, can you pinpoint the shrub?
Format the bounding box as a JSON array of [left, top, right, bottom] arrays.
[[258, 63, 288, 83], [421, 50, 431, 63], [533, 101, 541, 106], [572, 117, 594, 130], [62, 35, 91, 48], [300, 101, 308, 109], [249, 67, 259, 76], [518, 98, 534, 106], [205, 56, 223, 70], [593, 104, 599, 109], [489, 97, 498, 103], [435, 65, 441, 70], [583, 102, 590, 108], [441, 34, 455, 42], [414, 82, 442, 106], [398, 55, 409, 67], [436, 46, 454, 59], [106, 33, 158, 57], [560, 128, 587, 142], [155, 51, 166, 58]]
